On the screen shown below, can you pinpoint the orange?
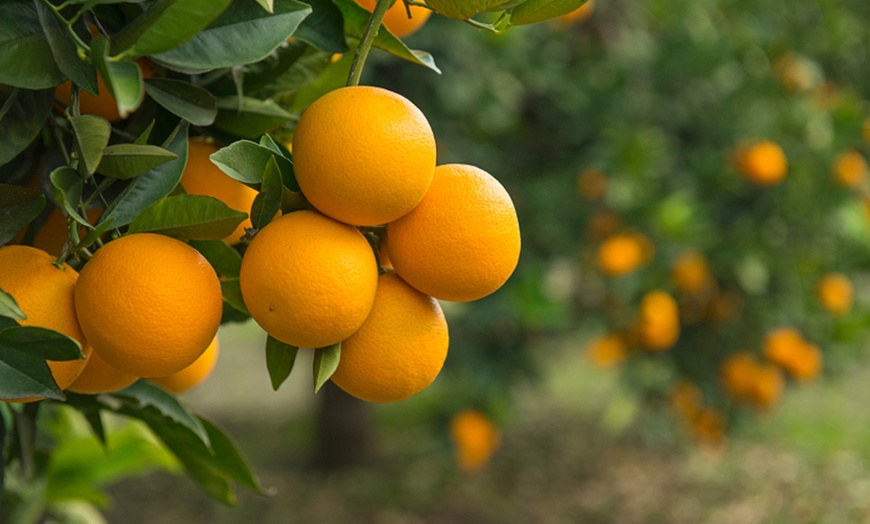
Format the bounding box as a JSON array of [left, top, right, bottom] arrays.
[[356, 0, 431, 38], [585, 334, 627, 367], [330, 273, 448, 402], [750, 364, 785, 408], [54, 60, 153, 122], [816, 272, 853, 315], [671, 251, 713, 295], [0, 246, 91, 398], [636, 290, 680, 351], [597, 233, 653, 276], [721, 352, 760, 401], [239, 211, 378, 348], [763, 327, 823, 381], [449, 410, 501, 473], [377, 232, 393, 271], [576, 168, 607, 200], [74, 233, 223, 378], [15, 206, 103, 256], [388, 164, 521, 302], [181, 138, 258, 244], [831, 150, 868, 188], [151, 336, 219, 394], [67, 348, 138, 395], [292, 86, 436, 226], [556, 0, 595, 25], [734, 141, 788, 186]]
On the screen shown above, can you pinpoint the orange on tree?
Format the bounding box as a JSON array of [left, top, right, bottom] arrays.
[[388, 163, 521, 302], [831, 150, 868, 188], [54, 60, 153, 122], [596, 232, 653, 276], [67, 348, 138, 395], [181, 138, 259, 244], [585, 334, 627, 367], [330, 272, 448, 403], [74, 233, 223, 378], [636, 290, 680, 351], [151, 336, 219, 394], [449, 409, 501, 473], [356, 0, 431, 38], [292, 86, 436, 226], [671, 250, 713, 295], [816, 272, 854, 315], [750, 364, 785, 408], [734, 140, 788, 186], [721, 352, 761, 401], [239, 210, 378, 348], [0, 246, 92, 398], [763, 327, 823, 381]]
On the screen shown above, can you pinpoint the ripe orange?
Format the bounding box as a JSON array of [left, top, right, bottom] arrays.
[[585, 334, 627, 367], [721, 352, 760, 401], [388, 164, 521, 302], [597, 233, 653, 276], [763, 327, 823, 381], [356, 0, 431, 38], [181, 138, 258, 244], [0, 246, 91, 397], [67, 348, 138, 395], [750, 364, 785, 408], [636, 290, 680, 351], [449, 409, 501, 473], [74, 233, 223, 378], [240, 211, 378, 348], [556, 0, 595, 25], [831, 150, 868, 188], [151, 336, 219, 394], [734, 141, 788, 186], [54, 60, 153, 122], [330, 273, 448, 402], [292, 86, 436, 226], [671, 251, 713, 295], [816, 272, 853, 315]]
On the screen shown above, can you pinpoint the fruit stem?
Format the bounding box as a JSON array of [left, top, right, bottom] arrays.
[[346, 0, 392, 87]]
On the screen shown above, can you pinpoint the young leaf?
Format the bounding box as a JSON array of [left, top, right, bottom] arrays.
[[0, 87, 54, 168], [91, 36, 144, 119], [96, 144, 178, 180], [127, 194, 247, 240], [151, 0, 313, 74], [69, 115, 111, 176], [0, 0, 65, 89], [49, 167, 91, 227], [0, 289, 26, 321], [210, 139, 295, 186], [100, 121, 189, 228], [0, 347, 64, 401], [509, 0, 588, 25], [293, 0, 349, 53], [312, 342, 341, 394], [110, 381, 210, 445], [143, 78, 218, 126], [265, 335, 298, 391], [189, 240, 242, 277], [250, 156, 283, 230], [0, 184, 46, 246], [219, 278, 250, 315], [34, 0, 99, 95], [0, 326, 84, 361], [213, 96, 294, 139]]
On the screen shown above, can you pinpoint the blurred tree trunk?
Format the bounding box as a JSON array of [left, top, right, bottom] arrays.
[[313, 382, 373, 470]]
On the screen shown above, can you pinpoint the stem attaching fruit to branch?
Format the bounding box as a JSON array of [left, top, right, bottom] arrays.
[[347, 0, 393, 87]]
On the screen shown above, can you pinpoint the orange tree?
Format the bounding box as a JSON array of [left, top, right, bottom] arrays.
[[0, 0, 591, 518]]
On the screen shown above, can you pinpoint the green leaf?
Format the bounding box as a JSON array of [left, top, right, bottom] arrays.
[[255, 0, 275, 12], [312, 342, 340, 393], [0, 0, 65, 89], [294, 0, 349, 53], [220, 278, 250, 315], [111, 0, 234, 57], [0, 326, 84, 361], [110, 381, 210, 445], [91, 36, 144, 119], [209, 139, 296, 187], [0, 289, 26, 321], [127, 195, 248, 240], [198, 416, 267, 494], [144, 78, 217, 126], [49, 167, 90, 227], [0, 347, 64, 401], [152, 0, 313, 74], [509, 0, 588, 25], [254, 45, 333, 100], [286, 50, 353, 113], [213, 97, 295, 140], [189, 240, 242, 277], [74, 217, 115, 251], [100, 121, 189, 228], [135, 120, 156, 145], [333, 0, 440, 73], [250, 156, 283, 230], [0, 184, 46, 246], [424, 0, 517, 19], [265, 335, 298, 391], [63, 392, 108, 445], [68, 114, 111, 176], [96, 144, 178, 180], [0, 87, 54, 168], [34, 0, 99, 95]]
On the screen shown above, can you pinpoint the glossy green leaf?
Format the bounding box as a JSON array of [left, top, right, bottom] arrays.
[[49, 167, 90, 227], [425, 0, 517, 19], [135, 120, 156, 145], [69, 115, 111, 176], [210, 139, 297, 189], [213, 98, 295, 140], [255, 0, 275, 12], [0, 87, 54, 168], [111, 0, 234, 57], [0, 184, 46, 245], [0, 0, 65, 89], [254, 45, 333, 100], [189, 240, 242, 277], [0, 326, 83, 361], [265, 335, 298, 391], [127, 195, 247, 240], [509, 0, 587, 25], [287, 50, 353, 113], [110, 381, 210, 445], [152, 0, 312, 74], [219, 278, 250, 315], [96, 144, 178, 180], [313, 342, 341, 393], [34, 0, 99, 95], [294, 0, 349, 53], [144, 78, 217, 126], [91, 36, 144, 119], [100, 121, 189, 228], [334, 0, 440, 73], [250, 157, 283, 230], [0, 290, 25, 321], [0, 347, 64, 401]]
